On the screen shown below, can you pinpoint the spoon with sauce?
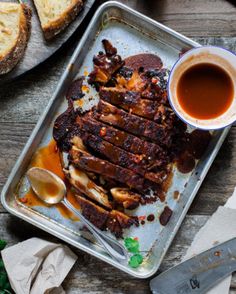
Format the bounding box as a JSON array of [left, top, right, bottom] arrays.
[[27, 167, 128, 261]]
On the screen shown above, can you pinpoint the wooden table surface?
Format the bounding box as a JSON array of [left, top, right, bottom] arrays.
[[0, 0, 236, 293]]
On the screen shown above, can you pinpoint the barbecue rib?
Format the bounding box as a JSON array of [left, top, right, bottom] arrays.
[[70, 146, 146, 190], [100, 88, 169, 122], [79, 131, 167, 184], [76, 115, 165, 158], [95, 100, 172, 147]]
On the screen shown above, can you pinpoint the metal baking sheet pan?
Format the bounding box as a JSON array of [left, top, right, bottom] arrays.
[[1, 1, 230, 278]]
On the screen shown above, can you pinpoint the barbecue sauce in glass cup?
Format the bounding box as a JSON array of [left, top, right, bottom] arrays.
[[168, 46, 236, 130]]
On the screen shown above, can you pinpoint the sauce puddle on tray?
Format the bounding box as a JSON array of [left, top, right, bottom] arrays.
[[20, 139, 80, 221]]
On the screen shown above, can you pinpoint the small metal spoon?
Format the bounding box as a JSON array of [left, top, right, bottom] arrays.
[[27, 167, 128, 261]]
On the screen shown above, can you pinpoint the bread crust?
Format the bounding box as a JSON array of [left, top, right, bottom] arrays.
[[42, 0, 83, 40], [0, 4, 32, 75]]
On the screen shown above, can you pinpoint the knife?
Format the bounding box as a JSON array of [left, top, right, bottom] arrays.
[[150, 237, 236, 294]]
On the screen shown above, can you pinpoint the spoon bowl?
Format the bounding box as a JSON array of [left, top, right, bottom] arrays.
[[27, 167, 66, 204]]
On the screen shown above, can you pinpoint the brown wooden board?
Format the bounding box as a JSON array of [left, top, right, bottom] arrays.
[[0, 0, 96, 84]]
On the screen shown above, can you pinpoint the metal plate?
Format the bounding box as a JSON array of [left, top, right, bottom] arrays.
[[1, 1, 230, 278]]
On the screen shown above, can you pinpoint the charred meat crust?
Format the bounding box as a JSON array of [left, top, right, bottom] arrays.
[[76, 195, 109, 229], [107, 210, 139, 238], [95, 100, 172, 147], [66, 77, 85, 103], [141, 68, 170, 102], [88, 39, 124, 85], [76, 115, 165, 158], [79, 131, 167, 184], [70, 147, 146, 190], [69, 147, 161, 193], [76, 195, 138, 237], [53, 77, 85, 152], [53, 105, 77, 152], [100, 88, 174, 123]]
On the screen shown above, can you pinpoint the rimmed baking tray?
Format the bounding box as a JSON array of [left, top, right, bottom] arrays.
[[1, 1, 230, 278]]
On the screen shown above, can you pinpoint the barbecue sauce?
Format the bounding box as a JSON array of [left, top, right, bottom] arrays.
[[177, 63, 234, 119], [21, 140, 80, 220]]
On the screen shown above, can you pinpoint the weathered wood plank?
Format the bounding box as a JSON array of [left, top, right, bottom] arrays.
[[118, 0, 236, 37]]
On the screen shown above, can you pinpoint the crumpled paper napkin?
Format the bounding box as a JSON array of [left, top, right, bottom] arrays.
[[183, 187, 236, 294], [1, 238, 77, 294]]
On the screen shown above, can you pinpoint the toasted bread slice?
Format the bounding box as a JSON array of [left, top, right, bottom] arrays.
[[33, 0, 83, 40], [0, 3, 31, 75]]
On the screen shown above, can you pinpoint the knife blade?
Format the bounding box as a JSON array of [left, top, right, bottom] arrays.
[[150, 237, 236, 294]]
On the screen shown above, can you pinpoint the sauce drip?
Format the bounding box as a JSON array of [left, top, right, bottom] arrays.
[[177, 63, 234, 119], [22, 140, 80, 221], [147, 214, 155, 222]]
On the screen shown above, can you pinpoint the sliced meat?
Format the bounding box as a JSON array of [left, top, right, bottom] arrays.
[[76, 195, 138, 237], [80, 132, 167, 184], [65, 165, 112, 209], [106, 210, 139, 238], [77, 115, 164, 158], [89, 39, 124, 85], [100, 88, 164, 121], [110, 188, 141, 210], [69, 146, 146, 190], [76, 195, 109, 230], [95, 100, 172, 147]]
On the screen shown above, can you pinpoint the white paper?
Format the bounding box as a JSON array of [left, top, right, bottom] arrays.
[[183, 188, 236, 294], [2, 238, 77, 294]]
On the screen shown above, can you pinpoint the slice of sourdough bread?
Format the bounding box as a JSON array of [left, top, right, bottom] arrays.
[[33, 0, 83, 40], [0, 3, 31, 75]]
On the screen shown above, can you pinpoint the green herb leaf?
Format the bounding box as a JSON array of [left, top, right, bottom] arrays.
[[0, 261, 5, 271], [128, 253, 143, 268], [124, 238, 139, 253], [0, 272, 8, 289], [0, 241, 6, 251]]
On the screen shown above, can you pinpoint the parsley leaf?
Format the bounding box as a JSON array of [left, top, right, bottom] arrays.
[[128, 254, 143, 268], [124, 238, 139, 253], [0, 241, 6, 251]]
